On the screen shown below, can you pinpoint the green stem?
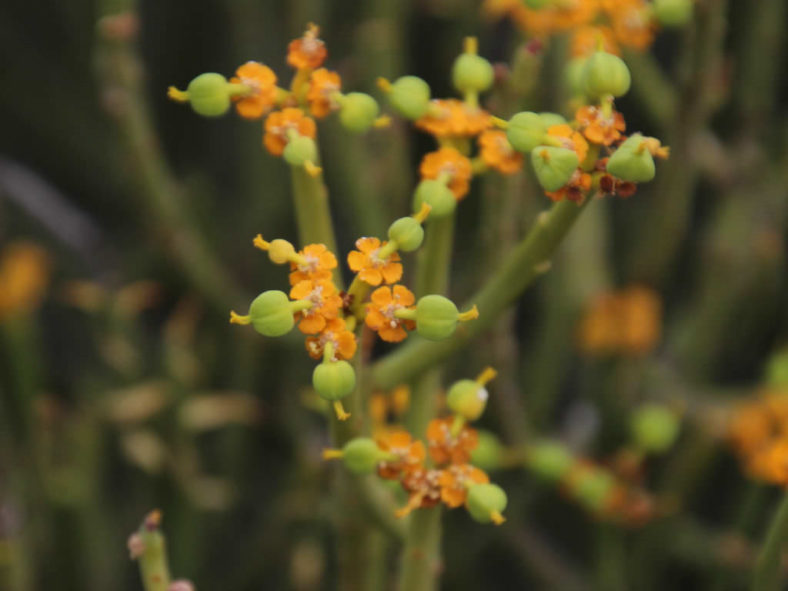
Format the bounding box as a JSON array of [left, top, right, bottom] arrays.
[[415, 213, 455, 297], [373, 198, 593, 390], [136, 515, 171, 591], [397, 508, 443, 591], [752, 491, 788, 591]]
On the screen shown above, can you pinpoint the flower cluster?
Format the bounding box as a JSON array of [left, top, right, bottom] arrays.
[[484, 0, 694, 56], [324, 368, 509, 525], [228, 205, 478, 420], [168, 24, 385, 174], [728, 390, 788, 486]]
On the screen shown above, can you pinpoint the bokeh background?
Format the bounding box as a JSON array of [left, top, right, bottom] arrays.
[[1, 0, 787, 589]]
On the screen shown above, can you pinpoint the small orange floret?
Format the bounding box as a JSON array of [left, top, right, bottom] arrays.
[[305, 317, 357, 361], [306, 68, 342, 118], [419, 148, 474, 199], [264, 108, 317, 156], [289, 278, 342, 334], [571, 25, 620, 58], [230, 61, 278, 120], [426, 417, 479, 465], [347, 237, 403, 286], [365, 285, 415, 343], [478, 130, 523, 175], [376, 430, 426, 479], [547, 124, 589, 162], [287, 23, 327, 70], [289, 244, 338, 285], [510, 0, 598, 37], [0, 242, 50, 321], [575, 105, 626, 146], [545, 170, 592, 203], [603, 0, 654, 51], [415, 99, 492, 138], [438, 464, 489, 508]]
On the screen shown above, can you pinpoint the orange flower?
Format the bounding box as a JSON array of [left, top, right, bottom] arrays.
[[438, 464, 489, 508], [397, 467, 444, 517], [545, 169, 592, 202], [571, 25, 620, 57], [230, 61, 278, 119], [415, 99, 492, 138], [604, 0, 654, 50], [347, 237, 403, 286], [288, 243, 337, 285], [754, 440, 788, 485], [576, 105, 626, 146], [376, 430, 426, 479], [305, 318, 357, 361], [419, 148, 473, 199], [478, 130, 523, 175], [510, 0, 598, 37], [287, 23, 327, 70], [427, 417, 479, 465], [365, 285, 416, 342], [0, 242, 50, 321], [306, 68, 342, 118], [547, 124, 589, 162], [263, 108, 317, 156], [289, 279, 342, 334]]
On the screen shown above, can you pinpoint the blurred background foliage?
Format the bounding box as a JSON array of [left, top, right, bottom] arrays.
[[0, 0, 787, 589]]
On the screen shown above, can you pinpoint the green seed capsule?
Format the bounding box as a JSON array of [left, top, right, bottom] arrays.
[[606, 134, 655, 183], [506, 111, 547, 153], [452, 53, 495, 94], [283, 135, 318, 167], [342, 438, 384, 474], [524, 0, 550, 7], [413, 180, 456, 218], [766, 350, 788, 387], [415, 295, 459, 341], [388, 217, 424, 252], [653, 0, 693, 27], [527, 440, 574, 481], [565, 57, 589, 97], [185, 73, 232, 117], [571, 469, 616, 512], [582, 51, 631, 98], [466, 483, 508, 524], [313, 360, 356, 401], [539, 112, 567, 128], [531, 146, 579, 191], [631, 404, 680, 454], [447, 379, 488, 421], [339, 93, 379, 133], [389, 76, 431, 120], [471, 430, 506, 471], [248, 290, 296, 337]]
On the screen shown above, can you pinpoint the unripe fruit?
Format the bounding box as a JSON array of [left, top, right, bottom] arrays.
[[531, 146, 579, 191], [582, 51, 631, 98], [339, 93, 379, 133], [389, 76, 431, 120], [342, 438, 384, 474], [631, 404, 680, 454], [527, 440, 574, 481], [415, 295, 459, 341], [452, 53, 495, 94], [388, 217, 424, 252], [447, 379, 489, 421], [523, 0, 550, 7], [466, 483, 508, 524], [283, 135, 318, 167], [506, 111, 547, 153], [186, 73, 232, 117], [572, 469, 616, 512], [248, 290, 295, 337], [606, 134, 655, 183], [471, 430, 506, 471], [653, 0, 693, 27], [565, 57, 589, 97], [539, 112, 567, 128], [313, 360, 356, 401], [413, 180, 456, 218]]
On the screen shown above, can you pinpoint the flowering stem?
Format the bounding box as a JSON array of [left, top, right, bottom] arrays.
[[397, 507, 443, 591], [373, 197, 593, 390], [752, 491, 788, 591]]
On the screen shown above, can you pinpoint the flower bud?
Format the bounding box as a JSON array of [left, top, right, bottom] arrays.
[[531, 146, 579, 191], [471, 430, 506, 471], [506, 112, 547, 153], [413, 180, 456, 218], [388, 76, 431, 120], [388, 217, 424, 252], [606, 134, 655, 183], [341, 438, 385, 474], [339, 93, 379, 133], [184, 73, 232, 117], [283, 134, 318, 167], [466, 483, 508, 524], [452, 53, 494, 94], [248, 290, 296, 336], [570, 468, 617, 513], [631, 404, 680, 454], [527, 440, 574, 481], [582, 51, 631, 99], [415, 295, 459, 341], [653, 0, 693, 27], [313, 360, 356, 401], [447, 379, 488, 421]]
